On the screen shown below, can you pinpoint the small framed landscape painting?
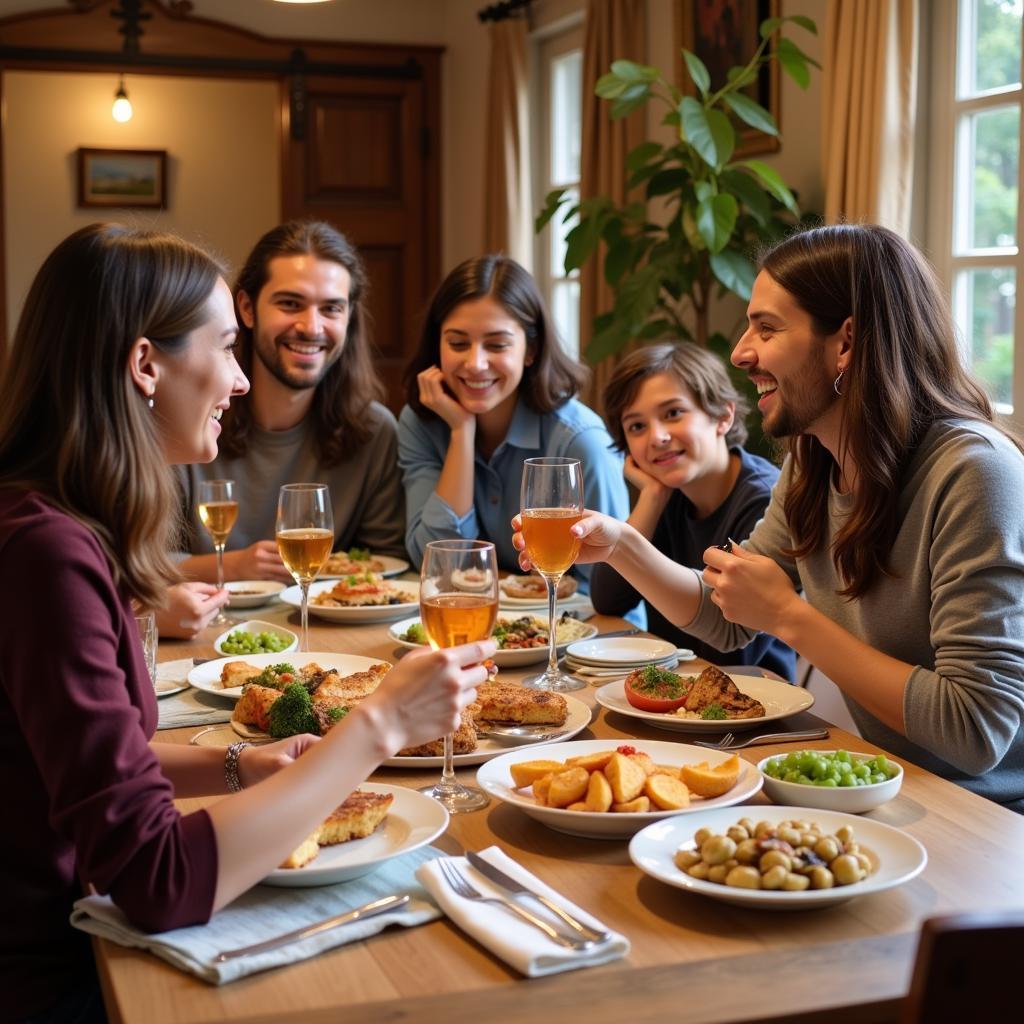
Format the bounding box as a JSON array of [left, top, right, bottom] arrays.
[[77, 147, 167, 209]]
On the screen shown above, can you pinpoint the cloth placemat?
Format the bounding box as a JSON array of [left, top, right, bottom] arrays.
[[417, 846, 629, 977], [71, 845, 443, 984], [155, 658, 234, 730]]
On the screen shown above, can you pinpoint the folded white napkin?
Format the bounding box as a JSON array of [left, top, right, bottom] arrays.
[[71, 846, 442, 984], [416, 846, 629, 977]]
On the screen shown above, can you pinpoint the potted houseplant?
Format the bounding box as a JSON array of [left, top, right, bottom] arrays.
[[537, 13, 819, 376]]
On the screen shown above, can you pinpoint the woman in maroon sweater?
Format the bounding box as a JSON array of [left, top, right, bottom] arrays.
[[0, 225, 494, 1024]]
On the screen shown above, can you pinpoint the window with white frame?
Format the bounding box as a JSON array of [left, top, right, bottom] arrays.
[[936, 0, 1023, 415], [534, 23, 583, 358]]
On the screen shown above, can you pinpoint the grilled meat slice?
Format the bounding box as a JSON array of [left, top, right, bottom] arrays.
[[682, 666, 765, 719]]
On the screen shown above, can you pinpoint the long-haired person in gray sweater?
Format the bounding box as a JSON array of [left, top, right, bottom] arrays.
[[514, 224, 1024, 813]]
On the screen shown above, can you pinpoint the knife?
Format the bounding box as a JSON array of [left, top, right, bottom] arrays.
[[465, 851, 611, 945], [214, 893, 409, 962]]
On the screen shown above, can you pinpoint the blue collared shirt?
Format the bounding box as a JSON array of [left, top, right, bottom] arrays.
[[397, 397, 628, 589]]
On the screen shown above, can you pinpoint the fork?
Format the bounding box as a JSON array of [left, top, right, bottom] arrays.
[[437, 860, 595, 951], [691, 728, 829, 751]]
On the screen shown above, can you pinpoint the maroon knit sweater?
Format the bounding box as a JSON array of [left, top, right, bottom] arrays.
[[0, 490, 217, 1021]]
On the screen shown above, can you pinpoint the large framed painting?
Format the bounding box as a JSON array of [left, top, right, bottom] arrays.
[[675, 0, 781, 157]]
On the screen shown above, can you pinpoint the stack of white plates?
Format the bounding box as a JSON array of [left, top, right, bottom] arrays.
[[562, 636, 694, 679]]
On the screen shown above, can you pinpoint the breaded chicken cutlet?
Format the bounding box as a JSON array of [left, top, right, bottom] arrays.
[[280, 790, 394, 869], [471, 681, 568, 725]]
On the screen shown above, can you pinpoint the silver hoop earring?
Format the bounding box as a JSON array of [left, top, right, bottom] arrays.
[[833, 371, 844, 397]]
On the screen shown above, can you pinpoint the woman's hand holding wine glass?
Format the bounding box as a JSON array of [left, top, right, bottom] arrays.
[[417, 539, 498, 813]]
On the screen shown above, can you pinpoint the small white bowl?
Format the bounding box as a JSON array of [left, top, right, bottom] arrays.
[[214, 619, 298, 657], [225, 580, 285, 609], [757, 750, 903, 814]]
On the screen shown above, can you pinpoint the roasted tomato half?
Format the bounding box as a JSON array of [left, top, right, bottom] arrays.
[[624, 667, 691, 713]]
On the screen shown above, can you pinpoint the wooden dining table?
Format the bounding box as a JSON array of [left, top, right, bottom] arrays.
[[93, 599, 1024, 1024]]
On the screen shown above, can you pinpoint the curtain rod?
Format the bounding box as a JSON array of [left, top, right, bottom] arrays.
[[478, 0, 532, 24]]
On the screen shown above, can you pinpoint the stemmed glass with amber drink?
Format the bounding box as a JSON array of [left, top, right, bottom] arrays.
[[197, 478, 238, 626], [418, 539, 498, 813], [520, 457, 585, 692], [276, 484, 333, 652]]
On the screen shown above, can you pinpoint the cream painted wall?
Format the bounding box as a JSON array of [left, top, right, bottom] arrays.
[[2, 71, 279, 336]]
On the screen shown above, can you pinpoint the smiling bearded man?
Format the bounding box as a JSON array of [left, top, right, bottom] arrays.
[[175, 220, 407, 585]]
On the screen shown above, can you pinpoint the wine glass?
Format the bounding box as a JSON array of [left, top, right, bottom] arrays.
[[418, 539, 498, 813], [275, 484, 333, 652], [520, 457, 585, 692], [196, 478, 238, 626]]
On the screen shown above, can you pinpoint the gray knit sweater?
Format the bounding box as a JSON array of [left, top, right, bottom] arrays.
[[688, 419, 1024, 812]]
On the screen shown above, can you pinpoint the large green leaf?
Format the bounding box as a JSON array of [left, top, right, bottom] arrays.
[[787, 14, 818, 34], [759, 16, 783, 38], [696, 193, 738, 253], [586, 315, 633, 363], [535, 188, 568, 234], [564, 210, 606, 273], [595, 72, 627, 99], [680, 98, 735, 169], [741, 159, 799, 215], [615, 264, 663, 329], [710, 248, 756, 300], [727, 65, 758, 90], [724, 93, 778, 135], [604, 238, 634, 286], [647, 168, 689, 198], [719, 169, 772, 227], [626, 141, 663, 171], [776, 38, 812, 88], [611, 82, 652, 119], [610, 59, 660, 82], [682, 48, 710, 96]]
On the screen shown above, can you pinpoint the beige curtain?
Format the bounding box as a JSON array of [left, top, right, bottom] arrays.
[[579, 0, 647, 413], [822, 0, 919, 234], [483, 17, 532, 266]]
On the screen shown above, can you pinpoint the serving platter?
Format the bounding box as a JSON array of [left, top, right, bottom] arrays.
[[263, 784, 448, 888], [386, 615, 598, 668], [595, 676, 815, 733], [475, 738, 763, 839], [187, 651, 389, 702], [281, 580, 419, 623], [629, 805, 927, 909]]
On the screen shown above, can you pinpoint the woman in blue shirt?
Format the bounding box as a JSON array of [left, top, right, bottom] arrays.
[[398, 255, 628, 584]]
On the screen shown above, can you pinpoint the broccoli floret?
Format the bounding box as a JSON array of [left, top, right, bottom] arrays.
[[700, 703, 728, 720], [348, 547, 370, 561], [253, 662, 299, 690], [268, 682, 319, 738], [327, 705, 349, 723]]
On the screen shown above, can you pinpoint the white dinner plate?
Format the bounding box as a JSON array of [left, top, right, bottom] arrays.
[[498, 591, 594, 611], [594, 676, 815, 733], [224, 580, 285, 609], [475, 738, 763, 839], [565, 636, 679, 665], [320, 553, 410, 579], [213, 619, 298, 657], [381, 693, 593, 767], [386, 615, 599, 667], [263, 784, 449, 888], [629, 805, 927, 909], [154, 658, 191, 699], [188, 651, 390, 703], [281, 580, 420, 623]]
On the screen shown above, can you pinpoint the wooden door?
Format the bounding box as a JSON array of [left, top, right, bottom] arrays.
[[282, 61, 441, 413]]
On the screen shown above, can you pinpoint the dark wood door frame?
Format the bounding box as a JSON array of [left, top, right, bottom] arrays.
[[0, 0, 442, 353]]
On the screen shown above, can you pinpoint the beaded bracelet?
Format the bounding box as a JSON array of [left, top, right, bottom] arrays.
[[225, 741, 249, 793]]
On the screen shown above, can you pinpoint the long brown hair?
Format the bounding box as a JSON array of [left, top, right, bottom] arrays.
[[0, 223, 223, 607], [763, 224, 1011, 598], [404, 254, 588, 417], [217, 220, 383, 466], [602, 341, 749, 451]]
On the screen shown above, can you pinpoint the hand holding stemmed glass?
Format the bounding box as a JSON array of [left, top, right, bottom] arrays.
[[196, 478, 238, 626], [418, 539, 499, 813], [275, 484, 333, 652], [519, 457, 585, 692]]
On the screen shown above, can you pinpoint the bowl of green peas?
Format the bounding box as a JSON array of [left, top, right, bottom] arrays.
[[757, 749, 903, 814], [214, 620, 298, 657]]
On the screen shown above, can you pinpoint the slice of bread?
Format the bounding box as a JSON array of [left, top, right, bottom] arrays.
[[280, 790, 394, 869]]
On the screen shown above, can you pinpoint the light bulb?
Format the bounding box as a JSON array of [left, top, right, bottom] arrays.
[[112, 78, 132, 123]]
